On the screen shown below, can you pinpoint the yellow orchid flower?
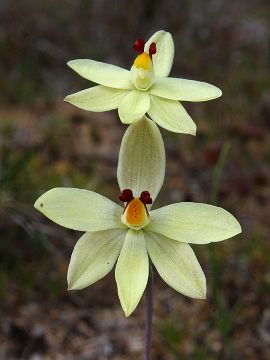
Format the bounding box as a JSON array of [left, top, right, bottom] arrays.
[[34, 117, 240, 317], [65, 31, 222, 134]]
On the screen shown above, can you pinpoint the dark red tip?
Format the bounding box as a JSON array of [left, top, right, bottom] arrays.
[[133, 38, 145, 54], [119, 189, 134, 203], [140, 191, 153, 205], [149, 42, 156, 57]]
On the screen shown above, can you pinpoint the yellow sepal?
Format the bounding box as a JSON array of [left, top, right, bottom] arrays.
[[134, 52, 151, 70]]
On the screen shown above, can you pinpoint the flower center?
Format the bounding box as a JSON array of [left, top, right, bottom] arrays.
[[131, 38, 156, 91], [134, 52, 151, 70], [119, 189, 152, 230]]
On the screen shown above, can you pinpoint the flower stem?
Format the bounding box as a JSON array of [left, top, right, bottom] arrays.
[[209, 143, 230, 306], [145, 265, 153, 360], [209, 142, 234, 357], [210, 142, 231, 206]]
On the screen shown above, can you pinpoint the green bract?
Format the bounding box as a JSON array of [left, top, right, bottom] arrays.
[[64, 30, 222, 134], [34, 117, 241, 317]]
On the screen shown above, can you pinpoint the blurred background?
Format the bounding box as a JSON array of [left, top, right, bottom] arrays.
[[0, 0, 270, 359]]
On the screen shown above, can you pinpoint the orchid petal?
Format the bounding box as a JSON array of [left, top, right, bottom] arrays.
[[68, 229, 126, 290], [145, 30, 174, 77], [118, 90, 150, 124], [150, 77, 222, 101], [145, 231, 206, 299], [117, 116, 165, 202], [115, 230, 149, 316], [34, 188, 123, 232], [64, 85, 127, 112], [67, 59, 133, 90], [146, 203, 242, 244], [148, 96, 196, 135]]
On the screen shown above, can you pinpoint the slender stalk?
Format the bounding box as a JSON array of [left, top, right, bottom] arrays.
[[209, 143, 231, 306], [209, 142, 233, 357], [210, 143, 231, 206], [145, 265, 154, 360]]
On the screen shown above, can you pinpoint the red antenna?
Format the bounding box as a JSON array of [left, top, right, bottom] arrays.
[[149, 42, 157, 58], [119, 189, 134, 203], [133, 38, 145, 54]]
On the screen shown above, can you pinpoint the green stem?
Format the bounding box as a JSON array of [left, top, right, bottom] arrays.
[[209, 143, 232, 356], [145, 265, 153, 360], [209, 143, 230, 305], [210, 143, 231, 206]]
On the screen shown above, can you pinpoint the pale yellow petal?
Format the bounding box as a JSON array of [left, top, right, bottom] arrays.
[[145, 30, 174, 77], [67, 59, 133, 90], [34, 188, 123, 232], [115, 230, 149, 317], [145, 231, 206, 298], [64, 85, 127, 111], [148, 96, 196, 135], [118, 90, 150, 124], [117, 116, 165, 202], [146, 203, 242, 244], [150, 77, 222, 101], [68, 229, 126, 290]]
